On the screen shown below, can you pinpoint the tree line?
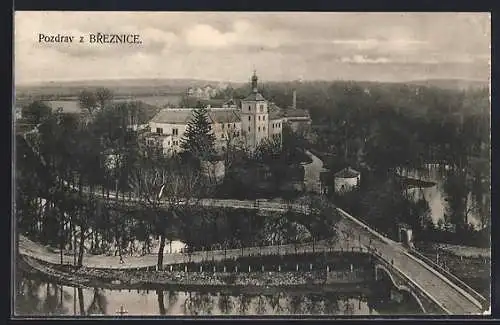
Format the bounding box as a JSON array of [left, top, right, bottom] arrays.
[[17, 88, 210, 270], [218, 79, 490, 245], [16, 87, 336, 271], [218, 80, 489, 173]]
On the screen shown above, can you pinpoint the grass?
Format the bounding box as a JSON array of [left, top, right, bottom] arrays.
[[414, 242, 490, 300]]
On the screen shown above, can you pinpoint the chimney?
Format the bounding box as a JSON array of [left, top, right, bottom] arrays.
[[292, 89, 297, 109]]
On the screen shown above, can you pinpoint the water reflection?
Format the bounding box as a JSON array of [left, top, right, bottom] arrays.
[[16, 276, 395, 316], [399, 164, 489, 229]]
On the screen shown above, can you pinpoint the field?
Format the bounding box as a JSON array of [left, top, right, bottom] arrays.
[[15, 78, 243, 99], [22, 95, 183, 115]]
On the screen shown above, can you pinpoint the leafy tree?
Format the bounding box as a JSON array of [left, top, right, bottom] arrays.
[[95, 87, 113, 110], [180, 107, 216, 162], [21, 101, 52, 125], [255, 135, 282, 162], [443, 170, 469, 229], [78, 90, 98, 115], [351, 177, 408, 239]]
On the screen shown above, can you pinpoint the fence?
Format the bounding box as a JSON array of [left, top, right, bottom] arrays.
[[407, 248, 487, 310]]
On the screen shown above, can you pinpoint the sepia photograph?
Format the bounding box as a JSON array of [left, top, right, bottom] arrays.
[[13, 11, 491, 317]]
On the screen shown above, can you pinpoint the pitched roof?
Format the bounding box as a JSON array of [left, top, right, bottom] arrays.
[[269, 103, 284, 120], [150, 109, 194, 124], [283, 108, 310, 118], [243, 92, 266, 101], [334, 167, 360, 178], [208, 109, 241, 124], [151, 108, 242, 125], [223, 99, 237, 106]]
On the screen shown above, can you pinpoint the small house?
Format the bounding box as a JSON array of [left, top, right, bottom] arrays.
[[334, 167, 361, 193]]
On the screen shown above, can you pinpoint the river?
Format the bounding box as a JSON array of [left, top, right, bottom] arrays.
[[15, 276, 425, 316], [398, 163, 490, 230]]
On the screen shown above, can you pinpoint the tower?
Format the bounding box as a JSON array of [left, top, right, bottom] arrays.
[[292, 89, 297, 109], [240, 71, 269, 150], [251, 70, 258, 93]]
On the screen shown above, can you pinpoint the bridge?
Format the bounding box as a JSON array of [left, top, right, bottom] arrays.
[[16, 133, 488, 315]]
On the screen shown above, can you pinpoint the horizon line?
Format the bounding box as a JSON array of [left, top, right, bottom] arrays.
[[15, 76, 489, 87]]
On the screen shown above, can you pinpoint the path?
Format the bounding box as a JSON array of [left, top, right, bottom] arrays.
[[19, 234, 355, 270], [19, 140, 486, 315], [333, 208, 483, 315], [302, 150, 327, 193]]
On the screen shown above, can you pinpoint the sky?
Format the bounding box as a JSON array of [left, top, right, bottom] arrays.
[[14, 12, 491, 84]]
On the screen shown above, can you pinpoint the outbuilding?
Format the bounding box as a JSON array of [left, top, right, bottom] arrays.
[[334, 167, 361, 193], [397, 222, 414, 249]]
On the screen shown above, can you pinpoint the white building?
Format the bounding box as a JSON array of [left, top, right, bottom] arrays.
[[334, 167, 361, 193], [186, 85, 219, 100], [147, 72, 310, 155]]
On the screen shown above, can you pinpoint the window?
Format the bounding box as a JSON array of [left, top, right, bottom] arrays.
[[222, 123, 225, 129], [168, 141, 171, 145], [172, 128, 178, 136], [237, 131, 240, 136], [221, 134, 225, 139], [248, 116, 251, 121], [156, 127, 163, 134], [248, 126, 250, 132], [258, 126, 261, 132], [248, 106, 251, 111], [258, 116, 261, 121], [263, 126, 266, 132], [263, 116, 266, 121], [233, 123, 236, 128], [260, 104, 264, 112]]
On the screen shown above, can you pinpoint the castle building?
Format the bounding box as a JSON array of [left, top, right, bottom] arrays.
[[146, 72, 310, 155]]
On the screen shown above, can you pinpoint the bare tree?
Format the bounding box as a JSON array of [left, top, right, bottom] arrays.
[[129, 155, 208, 270], [221, 126, 245, 171]]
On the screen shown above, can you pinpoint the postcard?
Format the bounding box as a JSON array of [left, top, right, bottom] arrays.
[[13, 11, 491, 317]]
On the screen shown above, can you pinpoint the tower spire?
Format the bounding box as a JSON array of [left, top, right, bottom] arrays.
[[251, 70, 258, 93]]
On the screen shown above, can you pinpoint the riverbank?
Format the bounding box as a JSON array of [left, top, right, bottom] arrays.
[[395, 174, 436, 188], [19, 255, 372, 295]]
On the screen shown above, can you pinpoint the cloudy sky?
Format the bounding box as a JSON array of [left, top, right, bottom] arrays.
[[15, 12, 490, 84]]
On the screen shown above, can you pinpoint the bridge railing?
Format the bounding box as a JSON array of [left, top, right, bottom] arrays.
[[407, 248, 488, 310], [368, 247, 451, 315]]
